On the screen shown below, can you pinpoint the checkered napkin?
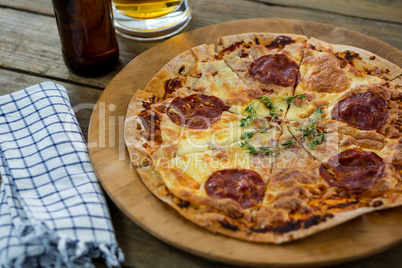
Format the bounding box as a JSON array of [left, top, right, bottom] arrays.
[[0, 82, 123, 267]]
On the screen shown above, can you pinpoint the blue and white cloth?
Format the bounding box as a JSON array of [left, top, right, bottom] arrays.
[[0, 82, 123, 267]]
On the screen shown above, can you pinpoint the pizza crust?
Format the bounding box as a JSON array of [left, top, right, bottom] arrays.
[[253, 207, 376, 243], [217, 32, 308, 49], [124, 90, 156, 166], [308, 37, 402, 81]]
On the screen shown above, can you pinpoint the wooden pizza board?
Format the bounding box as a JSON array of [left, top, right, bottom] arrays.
[[88, 18, 402, 267]]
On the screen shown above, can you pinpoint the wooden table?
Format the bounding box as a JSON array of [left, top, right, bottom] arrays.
[[1, 0, 401, 267]]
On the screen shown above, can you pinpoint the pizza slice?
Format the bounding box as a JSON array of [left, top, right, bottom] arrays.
[[324, 80, 400, 141], [124, 44, 216, 165], [286, 38, 401, 121], [286, 113, 402, 215], [318, 143, 402, 207], [216, 33, 307, 113], [252, 123, 377, 243], [144, 40, 274, 118], [142, 44, 217, 99]]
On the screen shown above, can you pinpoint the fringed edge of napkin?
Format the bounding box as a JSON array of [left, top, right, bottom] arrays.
[[9, 221, 124, 268]]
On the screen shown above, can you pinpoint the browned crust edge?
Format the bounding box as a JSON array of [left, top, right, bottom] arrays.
[[217, 32, 308, 50], [308, 37, 402, 81], [136, 165, 402, 244]]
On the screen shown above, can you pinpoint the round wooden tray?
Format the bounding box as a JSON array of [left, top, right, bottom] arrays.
[[88, 18, 402, 267]]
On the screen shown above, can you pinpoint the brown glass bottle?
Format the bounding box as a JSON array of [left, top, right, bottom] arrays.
[[52, 0, 119, 77]]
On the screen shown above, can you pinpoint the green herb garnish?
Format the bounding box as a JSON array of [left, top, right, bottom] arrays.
[[239, 131, 297, 157], [239, 131, 259, 154], [240, 102, 257, 127], [259, 96, 278, 111], [260, 121, 268, 133], [269, 110, 280, 122], [299, 108, 325, 150], [309, 132, 325, 150], [240, 131, 254, 140], [239, 138, 281, 157], [283, 94, 306, 104], [240, 97, 281, 128], [281, 140, 297, 148]]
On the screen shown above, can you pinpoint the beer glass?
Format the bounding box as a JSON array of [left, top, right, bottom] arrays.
[[112, 0, 191, 41]]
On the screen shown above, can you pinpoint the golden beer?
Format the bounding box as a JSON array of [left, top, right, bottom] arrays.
[[112, 0, 183, 19]]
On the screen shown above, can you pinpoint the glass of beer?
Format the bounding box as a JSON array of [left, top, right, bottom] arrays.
[[112, 0, 191, 41]]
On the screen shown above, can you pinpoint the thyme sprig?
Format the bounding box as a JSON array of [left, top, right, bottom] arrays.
[[260, 97, 281, 122], [240, 102, 258, 127], [298, 108, 325, 150], [259, 96, 278, 111], [283, 93, 306, 104], [269, 110, 280, 122], [240, 97, 281, 128], [260, 121, 268, 133], [240, 131, 254, 140], [239, 132, 281, 157], [238, 95, 309, 156], [281, 140, 297, 148], [239, 131, 297, 157]]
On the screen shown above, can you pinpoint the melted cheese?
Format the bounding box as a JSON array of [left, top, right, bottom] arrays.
[[191, 60, 249, 102], [156, 111, 280, 160]]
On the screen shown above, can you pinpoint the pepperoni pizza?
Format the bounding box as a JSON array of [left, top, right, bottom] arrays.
[[124, 33, 402, 243]]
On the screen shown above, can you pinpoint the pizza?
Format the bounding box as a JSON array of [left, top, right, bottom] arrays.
[[124, 32, 402, 244]]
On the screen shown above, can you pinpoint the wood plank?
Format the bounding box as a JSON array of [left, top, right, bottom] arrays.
[[259, 0, 402, 24], [4, 0, 402, 25], [0, 69, 101, 139], [6, 0, 402, 49], [7, 0, 402, 43], [0, 0, 52, 15], [186, 0, 402, 50], [0, 1, 401, 90]]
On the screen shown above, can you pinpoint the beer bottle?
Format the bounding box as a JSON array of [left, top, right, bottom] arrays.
[[52, 0, 119, 77]]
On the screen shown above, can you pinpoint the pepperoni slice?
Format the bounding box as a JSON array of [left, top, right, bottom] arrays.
[[319, 149, 385, 190], [205, 169, 265, 208], [331, 91, 389, 130], [167, 94, 228, 129], [248, 54, 299, 87], [138, 104, 166, 144]]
